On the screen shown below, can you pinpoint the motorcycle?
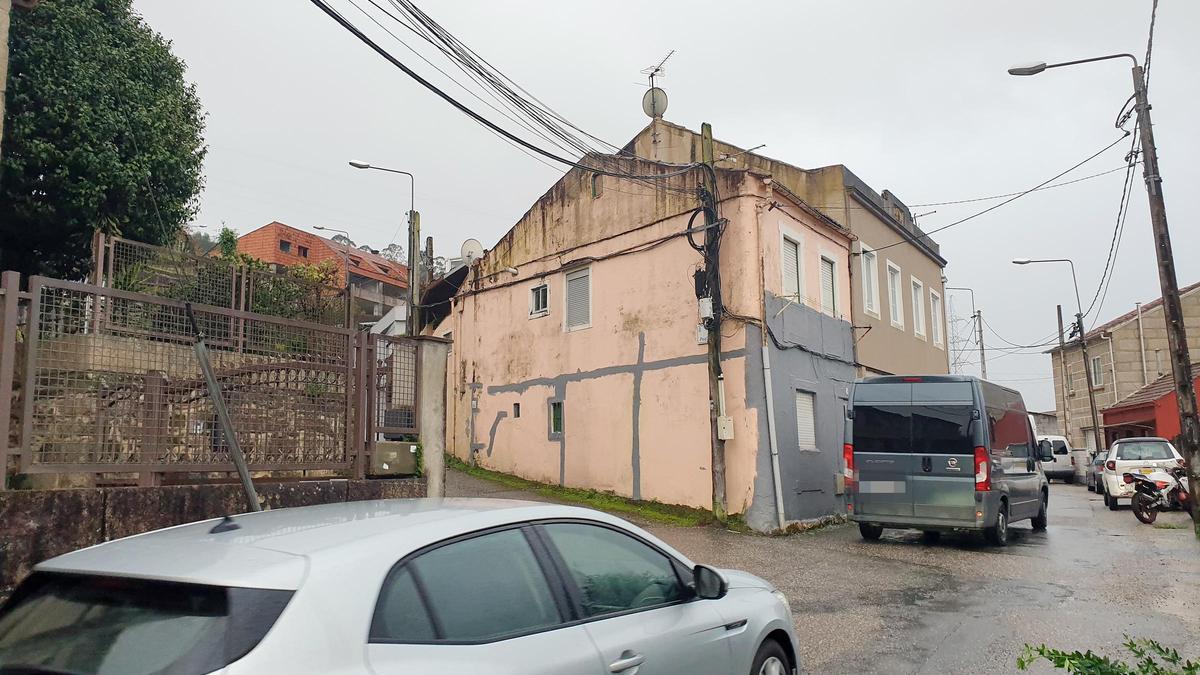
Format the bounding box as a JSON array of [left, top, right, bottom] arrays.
[[1123, 467, 1194, 525]]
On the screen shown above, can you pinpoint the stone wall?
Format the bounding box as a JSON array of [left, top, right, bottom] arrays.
[[0, 476, 425, 599]]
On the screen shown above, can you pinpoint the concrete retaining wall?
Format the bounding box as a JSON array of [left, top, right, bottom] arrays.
[[0, 477, 425, 599]]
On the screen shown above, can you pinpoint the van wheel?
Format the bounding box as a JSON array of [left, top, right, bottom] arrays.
[[985, 503, 1009, 546], [1065, 476, 1075, 485], [1032, 495, 1048, 531], [858, 523, 883, 541], [920, 531, 941, 545]]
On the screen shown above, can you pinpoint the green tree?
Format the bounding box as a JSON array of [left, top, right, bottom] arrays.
[[0, 0, 206, 280]]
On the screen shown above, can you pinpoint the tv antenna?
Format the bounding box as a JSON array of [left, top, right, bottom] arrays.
[[641, 50, 674, 125]]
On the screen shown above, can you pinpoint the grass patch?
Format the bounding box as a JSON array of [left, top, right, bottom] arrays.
[[1153, 522, 1185, 530], [447, 455, 748, 530]]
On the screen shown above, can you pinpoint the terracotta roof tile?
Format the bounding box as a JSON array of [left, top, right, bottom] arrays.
[[1104, 362, 1200, 412]]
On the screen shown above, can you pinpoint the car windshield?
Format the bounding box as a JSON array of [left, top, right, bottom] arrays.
[[1115, 442, 1175, 461], [0, 572, 293, 675]]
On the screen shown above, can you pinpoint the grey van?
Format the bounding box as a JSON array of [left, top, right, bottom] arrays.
[[845, 375, 1053, 546]]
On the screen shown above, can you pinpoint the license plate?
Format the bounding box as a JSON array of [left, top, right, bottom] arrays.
[[1139, 468, 1155, 475]]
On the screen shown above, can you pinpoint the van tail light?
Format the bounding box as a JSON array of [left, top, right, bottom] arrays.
[[843, 444, 855, 489], [1071, 456, 1076, 466], [1106, 460, 1116, 471], [974, 446, 991, 492]]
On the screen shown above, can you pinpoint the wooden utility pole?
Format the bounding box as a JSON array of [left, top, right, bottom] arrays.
[[1056, 305, 1079, 478], [1, 0, 12, 170], [1131, 64, 1200, 532], [699, 123, 726, 520]]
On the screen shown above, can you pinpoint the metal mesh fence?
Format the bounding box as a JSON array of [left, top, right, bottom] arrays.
[[102, 235, 347, 328], [24, 278, 353, 472], [374, 336, 418, 436]]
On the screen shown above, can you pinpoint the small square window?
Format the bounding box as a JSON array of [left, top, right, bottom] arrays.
[[513, 403, 521, 418], [549, 401, 563, 435], [279, 240, 292, 254], [530, 284, 549, 317], [297, 245, 309, 258]]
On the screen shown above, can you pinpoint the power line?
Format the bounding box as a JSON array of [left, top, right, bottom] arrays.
[[907, 165, 1136, 207], [872, 133, 1130, 253]]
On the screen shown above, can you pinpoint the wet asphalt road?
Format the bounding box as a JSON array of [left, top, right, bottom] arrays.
[[447, 470, 1200, 673]]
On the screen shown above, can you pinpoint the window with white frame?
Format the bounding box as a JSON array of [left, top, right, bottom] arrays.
[[820, 256, 837, 317], [1066, 369, 1075, 392], [930, 290, 944, 347], [1092, 356, 1104, 386], [911, 278, 926, 338], [565, 268, 590, 331], [530, 284, 549, 317], [886, 262, 903, 328], [781, 236, 801, 301], [861, 245, 879, 316]]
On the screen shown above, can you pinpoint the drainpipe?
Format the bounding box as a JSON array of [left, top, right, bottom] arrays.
[[1103, 332, 1117, 403], [1136, 302, 1149, 386], [760, 342, 787, 531]]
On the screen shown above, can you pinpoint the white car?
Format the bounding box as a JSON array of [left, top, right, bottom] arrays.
[[0, 499, 799, 675], [1100, 437, 1185, 510]]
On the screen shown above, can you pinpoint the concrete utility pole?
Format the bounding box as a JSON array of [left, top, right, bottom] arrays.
[[407, 211, 420, 336], [975, 309, 987, 380], [1076, 308, 1104, 455], [699, 122, 727, 520]]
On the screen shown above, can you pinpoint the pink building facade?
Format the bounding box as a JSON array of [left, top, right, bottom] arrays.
[[443, 139, 859, 530]]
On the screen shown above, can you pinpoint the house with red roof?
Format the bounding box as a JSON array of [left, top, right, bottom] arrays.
[[236, 221, 409, 327]]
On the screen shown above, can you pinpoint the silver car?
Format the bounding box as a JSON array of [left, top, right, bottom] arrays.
[[0, 499, 798, 675]]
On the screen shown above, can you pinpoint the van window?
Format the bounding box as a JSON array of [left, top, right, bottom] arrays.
[[989, 407, 1033, 458], [911, 405, 974, 454], [853, 404, 911, 453], [1051, 440, 1069, 455]]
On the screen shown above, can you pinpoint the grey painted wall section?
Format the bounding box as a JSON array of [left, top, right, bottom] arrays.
[[746, 294, 857, 529]]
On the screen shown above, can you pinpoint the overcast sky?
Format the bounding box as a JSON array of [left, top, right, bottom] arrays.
[[133, 0, 1200, 411]]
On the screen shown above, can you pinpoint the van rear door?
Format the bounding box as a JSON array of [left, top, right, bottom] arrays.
[[851, 382, 914, 518], [910, 383, 978, 523]]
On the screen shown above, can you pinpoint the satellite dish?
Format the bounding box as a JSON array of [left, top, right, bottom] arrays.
[[642, 87, 668, 119], [460, 238, 484, 264]]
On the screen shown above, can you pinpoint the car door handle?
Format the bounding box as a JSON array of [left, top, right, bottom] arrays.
[[609, 650, 645, 673]]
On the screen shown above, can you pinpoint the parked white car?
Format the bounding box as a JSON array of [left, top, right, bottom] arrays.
[[1099, 437, 1185, 510], [0, 499, 799, 675], [1038, 434, 1076, 482]]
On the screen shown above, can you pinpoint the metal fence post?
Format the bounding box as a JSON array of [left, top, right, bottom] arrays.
[[0, 271, 21, 488]]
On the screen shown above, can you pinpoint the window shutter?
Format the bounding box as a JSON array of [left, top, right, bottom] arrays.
[[795, 391, 817, 449], [566, 269, 590, 329], [782, 239, 799, 299], [820, 258, 835, 316]]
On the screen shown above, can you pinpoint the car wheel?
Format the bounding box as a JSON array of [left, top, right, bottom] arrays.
[[920, 530, 941, 545], [1108, 492, 1120, 511], [750, 638, 790, 675], [1065, 475, 1075, 485], [985, 503, 1009, 546], [1032, 494, 1048, 531], [859, 523, 883, 541]]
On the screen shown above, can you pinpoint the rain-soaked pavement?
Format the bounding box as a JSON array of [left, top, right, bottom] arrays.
[[447, 470, 1200, 674]]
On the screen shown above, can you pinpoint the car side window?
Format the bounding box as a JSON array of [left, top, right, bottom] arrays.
[[541, 522, 684, 618], [371, 528, 561, 643]]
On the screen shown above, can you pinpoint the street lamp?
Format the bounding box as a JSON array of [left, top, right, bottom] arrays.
[[1011, 258, 1103, 454], [1009, 53, 1200, 530], [349, 160, 419, 335]]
